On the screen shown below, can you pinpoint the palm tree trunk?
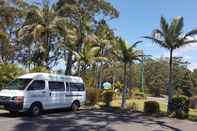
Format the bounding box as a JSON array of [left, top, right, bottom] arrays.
[[77, 60, 81, 76], [121, 63, 127, 109], [98, 47, 104, 89], [112, 62, 115, 91], [167, 49, 174, 113], [65, 51, 73, 75]]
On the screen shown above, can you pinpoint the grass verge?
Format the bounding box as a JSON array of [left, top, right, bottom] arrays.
[[104, 98, 197, 121]]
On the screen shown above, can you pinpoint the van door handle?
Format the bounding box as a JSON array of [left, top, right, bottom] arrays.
[[42, 91, 46, 94]]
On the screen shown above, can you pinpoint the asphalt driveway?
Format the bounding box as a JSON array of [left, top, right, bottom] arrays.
[[0, 109, 196, 131]]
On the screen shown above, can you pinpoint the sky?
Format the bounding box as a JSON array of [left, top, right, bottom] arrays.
[[107, 0, 197, 70]]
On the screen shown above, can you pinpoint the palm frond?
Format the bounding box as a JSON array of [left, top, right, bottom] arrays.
[[160, 16, 169, 35], [143, 36, 169, 49], [152, 29, 164, 38], [170, 16, 184, 37], [88, 46, 101, 57], [174, 38, 197, 49], [130, 41, 143, 48], [185, 29, 197, 37], [32, 24, 45, 39], [91, 57, 109, 64]]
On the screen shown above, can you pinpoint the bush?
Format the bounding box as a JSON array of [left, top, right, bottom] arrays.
[[144, 101, 160, 114], [129, 87, 145, 99], [103, 90, 114, 107], [171, 95, 189, 118], [127, 102, 138, 111], [190, 96, 197, 109], [86, 88, 102, 105], [0, 64, 23, 89]]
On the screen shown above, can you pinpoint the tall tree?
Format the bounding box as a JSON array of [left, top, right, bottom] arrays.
[[55, 0, 119, 75], [144, 16, 197, 112], [0, 0, 20, 64], [113, 38, 142, 109], [18, 0, 63, 69], [95, 19, 115, 88]]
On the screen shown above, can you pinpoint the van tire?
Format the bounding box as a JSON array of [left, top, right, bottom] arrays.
[[28, 103, 42, 116], [71, 101, 80, 111]]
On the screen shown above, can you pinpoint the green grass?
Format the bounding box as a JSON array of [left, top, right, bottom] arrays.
[[189, 109, 197, 121], [109, 98, 197, 121]]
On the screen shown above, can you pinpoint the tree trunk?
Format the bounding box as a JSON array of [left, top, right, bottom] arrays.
[[28, 45, 31, 72], [77, 60, 81, 76], [167, 49, 174, 113], [65, 51, 73, 75], [98, 47, 104, 89], [121, 63, 127, 109], [112, 62, 115, 91]]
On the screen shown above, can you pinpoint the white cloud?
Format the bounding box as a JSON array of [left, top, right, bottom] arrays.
[[188, 63, 197, 71]]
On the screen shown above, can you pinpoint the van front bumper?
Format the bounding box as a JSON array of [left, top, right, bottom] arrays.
[[0, 101, 23, 111]]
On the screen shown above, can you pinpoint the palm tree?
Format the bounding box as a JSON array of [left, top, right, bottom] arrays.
[[144, 16, 197, 112], [70, 42, 107, 76], [95, 20, 115, 88], [18, 0, 62, 69], [113, 38, 142, 109]]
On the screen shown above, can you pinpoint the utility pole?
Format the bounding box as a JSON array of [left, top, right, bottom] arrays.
[[139, 50, 151, 94], [140, 55, 145, 93]]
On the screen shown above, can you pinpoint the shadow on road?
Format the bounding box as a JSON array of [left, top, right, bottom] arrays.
[[0, 108, 184, 131]]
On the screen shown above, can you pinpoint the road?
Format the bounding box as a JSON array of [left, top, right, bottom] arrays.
[[0, 109, 196, 131]]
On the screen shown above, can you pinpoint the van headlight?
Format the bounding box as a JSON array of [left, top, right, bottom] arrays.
[[11, 96, 24, 103]]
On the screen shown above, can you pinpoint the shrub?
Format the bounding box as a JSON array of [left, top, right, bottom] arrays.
[[129, 87, 145, 99], [0, 64, 23, 89], [86, 88, 102, 105], [102, 90, 114, 107], [144, 101, 160, 114], [190, 96, 197, 109], [127, 102, 138, 111], [171, 95, 189, 118]]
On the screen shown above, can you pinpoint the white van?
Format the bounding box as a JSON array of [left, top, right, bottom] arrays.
[[0, 73, 86, 116]]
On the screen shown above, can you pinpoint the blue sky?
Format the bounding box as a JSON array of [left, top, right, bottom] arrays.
[[107, 0, 197, 70]]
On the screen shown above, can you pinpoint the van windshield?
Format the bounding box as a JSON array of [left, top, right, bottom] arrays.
[[4, 79, 32, 90]]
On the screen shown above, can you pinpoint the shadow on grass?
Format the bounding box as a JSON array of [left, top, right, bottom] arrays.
[[0, 107, 186, 131]]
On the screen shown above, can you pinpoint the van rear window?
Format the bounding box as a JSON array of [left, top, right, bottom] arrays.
[[49, 81, 65, 91]]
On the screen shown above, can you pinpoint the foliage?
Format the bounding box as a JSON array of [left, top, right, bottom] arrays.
[[171, 95, 190, 118], [0, 64, 23, 89], [127, 102, 138, 111], [144, 101, 160, 114], [113, 38, 142, 109], [86, 88, 103, 105], [30, 66, 49, 73], [102, 90, 114, 107], [129, 87, 145, 99]]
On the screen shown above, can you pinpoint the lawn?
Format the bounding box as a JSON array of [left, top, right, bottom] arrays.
[[110, 98, 197, 121]]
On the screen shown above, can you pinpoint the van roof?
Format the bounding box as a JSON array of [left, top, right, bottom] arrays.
[[18, 73, 83, 83]]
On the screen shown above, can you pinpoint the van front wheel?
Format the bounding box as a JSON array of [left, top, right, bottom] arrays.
[[28, 103, 42, 116]]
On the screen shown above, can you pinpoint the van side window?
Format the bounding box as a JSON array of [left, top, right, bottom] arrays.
[[28, 80, 45, 91], [70, 83, 85, 91], [49, 81, 65, 91]]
